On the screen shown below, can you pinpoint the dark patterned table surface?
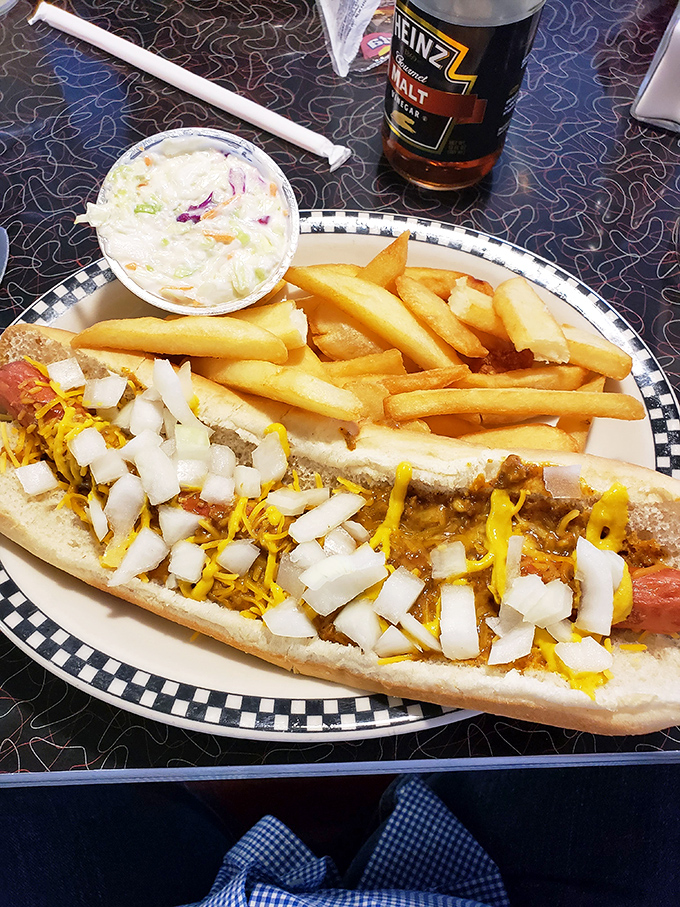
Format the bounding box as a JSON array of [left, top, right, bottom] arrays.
[[1, 0, 680, 781]]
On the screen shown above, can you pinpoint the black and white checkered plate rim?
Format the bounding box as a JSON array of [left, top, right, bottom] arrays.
[[6, 210, 679, 738]]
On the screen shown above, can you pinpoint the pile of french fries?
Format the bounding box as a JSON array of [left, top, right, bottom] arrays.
[[73, 231, 643, 453]]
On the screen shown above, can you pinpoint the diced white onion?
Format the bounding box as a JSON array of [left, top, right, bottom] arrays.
[[439, 584, 480, 661], [176, 458, 209, 489], [545, 618, 575, 642], [323, 526, 356, 556], [486, 601, 525, 639], [575, 537, 617, 636], [301, 544, 388, 616], [108, 527, 169, 586], [152, 358, 205, 430], [373, 566, 425, 624], [342, 520, 370, 544], [47, 358, 85, 391], [160, 438, 176, 458], [177, 360, 195, 403], [87, 493, 109, 541], [200, 473, 235, 505], [157, 504, 201, 546], [602, 548, 625, 591], [503, 574, 573, 628], [104, 473, 145, 537], [554, 636, 613, 673], [266, 486, 330, 516], [503, 573, 545, 613], [209, 444, 236, 478], [129, 395, 164, 436], [275, 552, 307, 599], [430, 541, 466, 580], [289, 492, 365, 544], [68, 426, 107, 467], [234, 465, 261, 499], [163, 407, 177, 440], [505, 535, 524, 587], [134, 446, 180, 505], [526, 579, 573, 628], [400, 612, 441, 652], [252, 432, 288, 484], [168, 540, 206, 584], [82, 374, 127, 409], [543, 465, 581, 499], [174, 423, 211, 461], [90, 449, 128, 485], [263, 597, 317, 638], [290, 309, 308, 347], [113, 399, 134, 430], [374, 625, 418, 658], [487, 623, 535, 665], [15, 460, 59, 495], [289, 540, 326, 569], [334, 597, 382, 653], [120, 429, 163, 463], [216, 539, 260, 575]]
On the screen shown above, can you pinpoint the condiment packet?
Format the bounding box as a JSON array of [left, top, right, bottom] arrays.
[[316, 0, 393, 77]]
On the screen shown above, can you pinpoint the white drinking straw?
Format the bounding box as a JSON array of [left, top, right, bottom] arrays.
[[28, 2, 352, 170]]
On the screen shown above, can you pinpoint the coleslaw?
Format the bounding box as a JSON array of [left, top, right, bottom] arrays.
[[77, 136, 293, 310]]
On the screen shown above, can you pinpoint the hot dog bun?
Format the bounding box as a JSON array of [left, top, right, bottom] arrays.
[[2, 322, 680, 735]]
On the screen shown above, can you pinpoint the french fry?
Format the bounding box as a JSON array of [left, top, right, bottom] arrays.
[[562, 324, 632, 380], [448, 280, 510, 340], [358, 231, 409, 289], [384, 387, 645, 422], [307, 299, 393, 359], [72, 316, 288, 363], [193, 358, 368, 422], [309, 263, 360, 277], [423, 413, 484, 438], [458, 423, 580, 452], [284, 344, 329, 380], [323, 350, 406, 379], [286, 266, 463, 370], [395, 275, 488, 359], [380, 365, 469, 394], [404, 268, 493, 298], [493, 277, 570, 363], [336, 376, 390, 422], [295, 295, 322, 318], [557, 375, 607, 452], [457, 365, 588, 390], [233, 300, 307, 350]]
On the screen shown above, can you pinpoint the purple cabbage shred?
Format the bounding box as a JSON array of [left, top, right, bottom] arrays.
[[229, 170, 246, 195], [176, 193, 214, 223]]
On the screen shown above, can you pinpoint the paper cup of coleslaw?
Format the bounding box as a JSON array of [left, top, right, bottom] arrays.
[[77, 127, 300, 315]]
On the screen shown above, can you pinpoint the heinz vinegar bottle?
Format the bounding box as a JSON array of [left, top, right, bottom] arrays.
[[382, 0, 547, 189]]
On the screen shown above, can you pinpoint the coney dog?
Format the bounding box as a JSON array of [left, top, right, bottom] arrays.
[[1, 323, 680, 735]]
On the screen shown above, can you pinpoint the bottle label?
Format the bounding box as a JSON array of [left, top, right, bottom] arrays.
[[384, 0, 541, 163]]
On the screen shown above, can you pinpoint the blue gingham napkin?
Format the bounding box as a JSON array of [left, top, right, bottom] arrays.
[[178, 778, 509, 907]]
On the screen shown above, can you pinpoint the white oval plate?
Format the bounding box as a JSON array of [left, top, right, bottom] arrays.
[[0, 210, 677, 740]]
